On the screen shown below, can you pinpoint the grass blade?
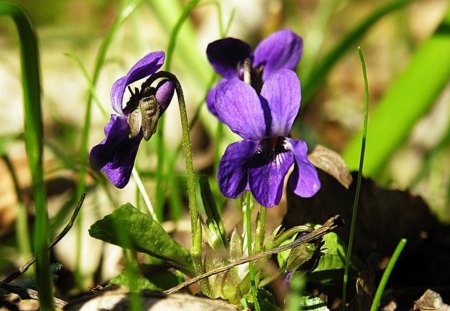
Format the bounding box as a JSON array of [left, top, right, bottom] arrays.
[[0, 2, 53, 310], [0, 2, 53, 309], [342, 47, 369, 307], [370, 239, 407, 311], [343, 6, 450, 176]]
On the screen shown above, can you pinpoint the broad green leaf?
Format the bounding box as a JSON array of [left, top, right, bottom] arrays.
[[89, 203, 193, 273], [110, 269, 180, 291]]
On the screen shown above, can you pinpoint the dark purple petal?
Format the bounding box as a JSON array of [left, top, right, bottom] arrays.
[[260, 69, 300, 136], [215, 79, 266, 140], [253, 30, 303, 80], [287, 139, 320, 197], [249, 149, 294, 207], [90, 115, 142, 188], [155, 79, 175, 115], [207, 38, 252, 79], [218, 140, 258, 199], [111, 51, 165, 115]]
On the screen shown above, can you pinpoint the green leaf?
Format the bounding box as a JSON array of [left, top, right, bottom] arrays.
[[298, 296, 329, 311], [256, 288, 281, 311], [314, 232, 346, 272], [89, 203, 193, 273], [110, 268, 180, 291], [197, 175, 228, 249]]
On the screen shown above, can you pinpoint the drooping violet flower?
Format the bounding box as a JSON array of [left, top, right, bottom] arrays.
[[90, 51, 174, 188], [206, 29, 303, 116], [215, 69, 320, 207]]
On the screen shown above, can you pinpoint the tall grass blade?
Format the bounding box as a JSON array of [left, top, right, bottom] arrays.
[[342, 47, 369, 307], [343, 6, 450, 176], [0, 2, 52, 309]]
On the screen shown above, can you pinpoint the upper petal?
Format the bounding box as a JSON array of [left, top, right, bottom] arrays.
[[253, 29, 303, 80], [207, 38, 252, 79], [89, 115, 142, 188], [111, 51, 165, 115], [260, 69, 301, 136], [218, 140, 258, 199], [215, 79, 266, 140], [248, 147, 294, 207], [286, 139, 320, 197]]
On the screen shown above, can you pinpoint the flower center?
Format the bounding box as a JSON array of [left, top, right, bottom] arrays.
[[237, 58, 264, 93], [250, 137, 288, 168]]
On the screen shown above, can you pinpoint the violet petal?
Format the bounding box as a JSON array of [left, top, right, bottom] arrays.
[[218, 140, 258, 199], [155, 79, 175, 115], [253, 30, 303, 80], [260, 69, 301, 137], [287, 139, 321, 197], [215, 79, 266, 140], [207, 38, 252, 79], [89, 115, 142, 188], [111, 51, 165, 115], [249, 149, 294, 207], [206, 80, 228, 118]]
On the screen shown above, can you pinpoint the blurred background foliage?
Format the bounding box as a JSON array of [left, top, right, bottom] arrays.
[[0, 0, 449, 295]]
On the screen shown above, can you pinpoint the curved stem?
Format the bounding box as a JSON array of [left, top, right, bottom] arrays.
[[142, 71, 209, 294]]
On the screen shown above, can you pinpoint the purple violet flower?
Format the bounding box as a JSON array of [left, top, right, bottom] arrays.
[[90, 51, 174, 188], [206, 29, 303, 116], [215, 69, 320, 207]]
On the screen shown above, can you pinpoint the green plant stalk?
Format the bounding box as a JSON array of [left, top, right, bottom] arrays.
[[343, 6, 450, 176], [244, 192, 260, 311], [254, 205, 267, 254], [370, 239, 407, 311], [142, 71, 209, 294], [0, 3, 53, 309], [301, 0, 413, 105], [342, 47, 369, 307], [74, 0, 144, 287], [153, 0, 202, 221]]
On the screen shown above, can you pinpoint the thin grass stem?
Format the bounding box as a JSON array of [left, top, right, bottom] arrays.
[[342, 47, 369, 307]]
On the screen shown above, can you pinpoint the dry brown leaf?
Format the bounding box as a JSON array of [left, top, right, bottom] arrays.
[[308, 145, 353, 189]]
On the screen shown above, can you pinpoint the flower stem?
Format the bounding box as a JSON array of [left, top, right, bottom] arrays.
[[244, 192, 260, 311], [254, 204, 267, 253], [142, 71, 209, 295]]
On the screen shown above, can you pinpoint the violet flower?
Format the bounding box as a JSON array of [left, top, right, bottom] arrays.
[[206, 29, 303, 116], [215, 69, 320, 207], [90, 51, 174, 188]]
